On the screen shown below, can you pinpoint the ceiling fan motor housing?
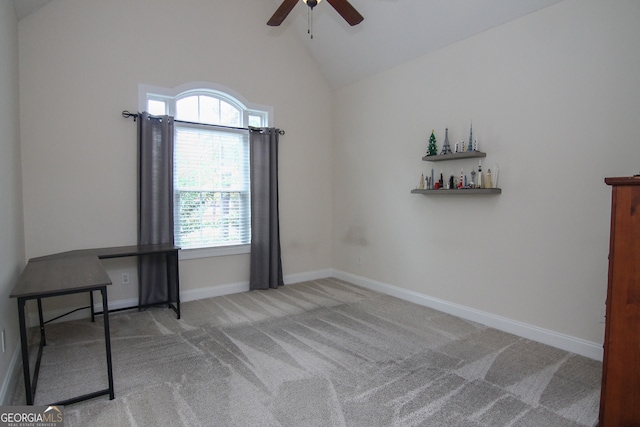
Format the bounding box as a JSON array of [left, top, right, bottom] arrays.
[[268, 0, 362, 27]]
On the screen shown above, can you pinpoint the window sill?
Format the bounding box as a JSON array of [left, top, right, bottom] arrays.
[[178, 244, 250, 260]]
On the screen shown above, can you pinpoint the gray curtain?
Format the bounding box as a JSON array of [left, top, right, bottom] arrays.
[[138, 112, 176, 305], [249, 127, 284, 290]]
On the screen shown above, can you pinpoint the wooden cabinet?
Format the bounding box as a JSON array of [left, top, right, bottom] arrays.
[[599, 176, 640, 426]]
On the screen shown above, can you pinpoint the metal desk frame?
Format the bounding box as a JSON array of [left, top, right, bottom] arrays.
[[11, 244, 181, 405], [11, 256, 115, 406], [31, 244, 181, 319]]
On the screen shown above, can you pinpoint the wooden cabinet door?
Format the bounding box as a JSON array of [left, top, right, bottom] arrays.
[[600, 178, 640, 426]]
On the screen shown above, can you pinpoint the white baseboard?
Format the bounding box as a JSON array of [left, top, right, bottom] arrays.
[[0, 340, 21, 405], [182, 280, 249, 302], [180, 269, 332, 302], [27, 269, 334, 325], [284, 269, 334, 285], [24, 267, 601, 362], [331, 269, 604, 362]]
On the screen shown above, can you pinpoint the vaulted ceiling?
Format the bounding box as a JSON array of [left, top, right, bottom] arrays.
[[268, 0, 565, 87], [14, 0, 565, 88], [12, 0, 51, 21]]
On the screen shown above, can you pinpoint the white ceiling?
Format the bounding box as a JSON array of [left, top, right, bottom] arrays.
[[14, 0, 565, 88], [12, 0, 51, 21], [272, 0, 565, 88]]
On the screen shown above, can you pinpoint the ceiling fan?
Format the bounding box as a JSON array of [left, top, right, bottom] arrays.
[[267, 0, 364, 27]]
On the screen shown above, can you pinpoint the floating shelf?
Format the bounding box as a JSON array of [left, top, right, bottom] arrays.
[[411, 188, 501, 195], [422, 151, 486, 162]]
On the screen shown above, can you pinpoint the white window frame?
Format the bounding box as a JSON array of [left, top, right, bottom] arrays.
[[139, 82, 273, 260]]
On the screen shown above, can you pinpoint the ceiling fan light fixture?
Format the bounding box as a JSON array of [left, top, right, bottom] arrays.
[[302, 0, 321, 39], [302, 0, 322, 8], [267, 0, 362, 28]]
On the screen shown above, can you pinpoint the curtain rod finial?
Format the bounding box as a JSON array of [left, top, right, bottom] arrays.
[[122, 110, 139, 122]]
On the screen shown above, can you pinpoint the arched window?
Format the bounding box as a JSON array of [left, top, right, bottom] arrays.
[[141, 83, 272, 258]]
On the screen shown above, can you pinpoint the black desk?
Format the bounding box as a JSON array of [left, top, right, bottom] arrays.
[[10, 256, 115, 405], [31, 244, 181, 319], [10, 244, 181, 405]]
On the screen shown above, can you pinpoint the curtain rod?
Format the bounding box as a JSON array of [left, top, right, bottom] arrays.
[[122, 110, 284, 135]]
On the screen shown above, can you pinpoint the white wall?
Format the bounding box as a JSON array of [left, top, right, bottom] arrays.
[[18, 0, 334, 307], [14, 0, 639, 372], [0, 0, 26, 403], [333, 0, 640, 349]]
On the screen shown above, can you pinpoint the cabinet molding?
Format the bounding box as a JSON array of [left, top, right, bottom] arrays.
[[599, 176, 640, 426]]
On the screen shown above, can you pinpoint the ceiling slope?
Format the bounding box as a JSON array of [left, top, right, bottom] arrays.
[[15, 0, 565, 88], [269, 0, 565, 88]]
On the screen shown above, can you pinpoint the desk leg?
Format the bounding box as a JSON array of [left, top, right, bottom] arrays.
[[37, 298, 45, 346], [175, 251, 181, 319], [17, 298, 33, 405], [166, 251, 181, 319], [90, 291, 95, 323], [100, 287, 115, 400]]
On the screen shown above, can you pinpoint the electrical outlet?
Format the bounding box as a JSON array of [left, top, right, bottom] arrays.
[[122, 272, 131, 285], [356, 255, 363, 265]]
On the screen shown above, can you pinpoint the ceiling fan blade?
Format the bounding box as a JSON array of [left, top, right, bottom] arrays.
[[326, 0, 364, 26], [267, 0, 299, 26]]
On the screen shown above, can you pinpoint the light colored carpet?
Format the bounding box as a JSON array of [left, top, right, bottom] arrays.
[[10, 278, 601, 426]]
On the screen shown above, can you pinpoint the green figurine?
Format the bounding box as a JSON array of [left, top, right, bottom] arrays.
[[427, 130, 438, 156]]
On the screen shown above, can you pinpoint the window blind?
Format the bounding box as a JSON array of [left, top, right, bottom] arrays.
[[173, 125, 250, 249]]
